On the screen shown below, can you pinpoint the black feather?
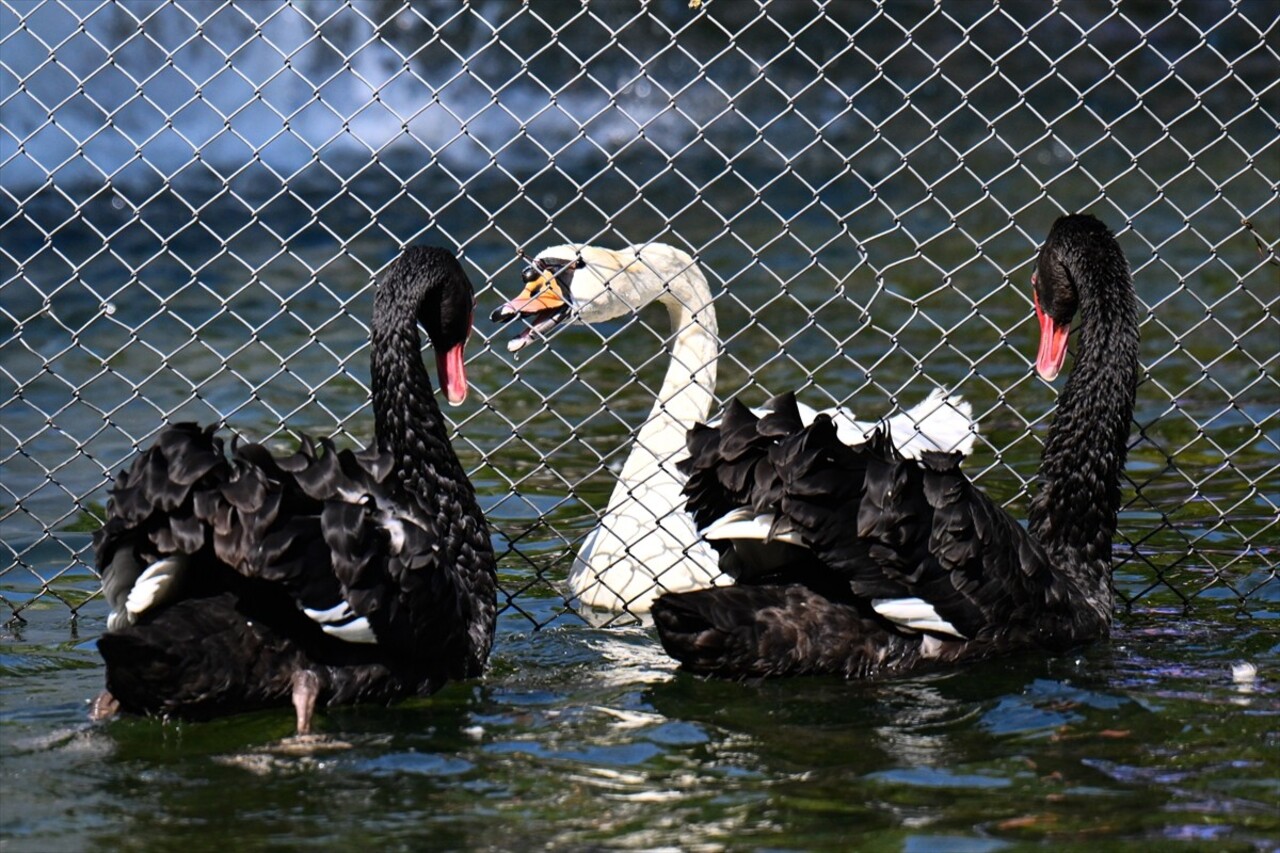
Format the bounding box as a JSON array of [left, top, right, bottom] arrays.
[[93, 246, 497, 728], [656, 214, 1139, 679]]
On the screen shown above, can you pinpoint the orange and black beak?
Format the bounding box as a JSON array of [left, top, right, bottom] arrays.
[[491, 257, 577, 352]]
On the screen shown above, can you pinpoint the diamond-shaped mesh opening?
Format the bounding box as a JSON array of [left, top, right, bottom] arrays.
[[2, 1, 1276, 628]]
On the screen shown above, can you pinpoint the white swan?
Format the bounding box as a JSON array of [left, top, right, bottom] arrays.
[[493, 244, 723, 613], [493, 244, 977, 614]]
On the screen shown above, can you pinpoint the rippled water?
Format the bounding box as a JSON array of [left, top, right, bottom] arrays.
[[3, 576, 1277, 850]]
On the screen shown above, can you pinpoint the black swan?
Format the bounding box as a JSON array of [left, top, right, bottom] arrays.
[[91, 247, 497, 732], [651, 214, 1139, 678]]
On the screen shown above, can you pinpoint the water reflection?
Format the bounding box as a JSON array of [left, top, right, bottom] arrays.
[[2, 603, 1277, 848], [870, 680, 987, 770]]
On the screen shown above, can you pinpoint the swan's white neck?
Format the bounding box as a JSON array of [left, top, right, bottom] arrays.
[[561, 245, 723, 612], [619, 269, 719, 482]]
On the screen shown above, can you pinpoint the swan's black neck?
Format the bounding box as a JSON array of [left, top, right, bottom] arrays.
[[367, 247, 495, 679], [1027, 227, 1139, 617], [369, 256, 478, 531]]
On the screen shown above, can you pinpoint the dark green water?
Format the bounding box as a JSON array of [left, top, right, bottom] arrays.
[[3, 567, 1278, 850], [5, 269, 1276, 848]]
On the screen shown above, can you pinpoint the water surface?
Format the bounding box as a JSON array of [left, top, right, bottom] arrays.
[[2, 575, 1277, 850]]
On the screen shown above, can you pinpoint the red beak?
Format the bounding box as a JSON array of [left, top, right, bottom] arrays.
[[436, 309, 472, 406], [1034, 290, 1070, 381], [436, 343, 467, 406]]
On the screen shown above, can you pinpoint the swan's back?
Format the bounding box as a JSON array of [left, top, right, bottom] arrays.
[[654, 394, 1091, 679], [654, 215, 1138, 680], [95, 422, 492, 719]]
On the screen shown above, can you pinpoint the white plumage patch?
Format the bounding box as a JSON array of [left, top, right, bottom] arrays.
[[884, 389, 977, 458], [702, 507, 807, 546], [701, 508, 769, 541], [119, 556, 188, 627], [711, 390, 978, 458], [106, 550, 140, 631], [303, 601, 355, 624], [825, 389, 976, 458], [302, 600, 377, 644], [321, 617, 377, 644], [871, 596, 966, 638]]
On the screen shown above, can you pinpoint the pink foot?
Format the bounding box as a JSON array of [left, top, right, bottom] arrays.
[[90, 690, 120, 721], [291, 670, 322, 735]]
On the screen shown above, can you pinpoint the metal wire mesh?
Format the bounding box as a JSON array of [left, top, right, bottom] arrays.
[[2, 0, 1276, 627]]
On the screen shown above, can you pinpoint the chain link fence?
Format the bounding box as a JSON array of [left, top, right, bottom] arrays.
[[2, 0, 1276, 628]]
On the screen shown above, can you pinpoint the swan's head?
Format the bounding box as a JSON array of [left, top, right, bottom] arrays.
[[489, 251, 581, 353], [1033, 214, 1117, 381], [491, 244, 705, 353], [381, 246, 476, 406]]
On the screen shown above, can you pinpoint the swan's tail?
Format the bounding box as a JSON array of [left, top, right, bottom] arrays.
[[653, 586, 788, 678], [98, 593, 295, 719], [654, 584, 966, 679], [652, 584, 885, 678]]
